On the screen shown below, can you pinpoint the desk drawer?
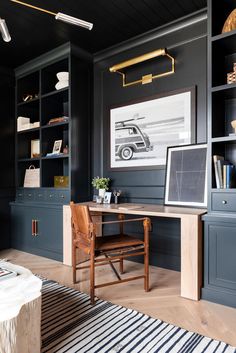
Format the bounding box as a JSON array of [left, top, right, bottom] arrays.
[[212, 192, 236, 212]]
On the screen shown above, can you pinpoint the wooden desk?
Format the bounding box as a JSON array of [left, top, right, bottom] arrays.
[[63, 203, 206, 301]]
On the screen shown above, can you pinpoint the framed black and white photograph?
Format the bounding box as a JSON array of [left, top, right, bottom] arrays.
[[110, 87, 195, 170], [164, 144, 207, 207], [103, 192, 112, 204], [52, 140, 62, 154]]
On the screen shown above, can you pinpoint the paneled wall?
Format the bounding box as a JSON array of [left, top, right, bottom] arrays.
[[0, 67, 15, 249], [92, 12, 207, 270]]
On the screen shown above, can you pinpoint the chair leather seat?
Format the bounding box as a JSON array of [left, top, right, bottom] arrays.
[[95, 234, 144, 251]]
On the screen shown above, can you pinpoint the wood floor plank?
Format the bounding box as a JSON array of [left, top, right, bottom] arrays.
[[0, 248, 236, 346]]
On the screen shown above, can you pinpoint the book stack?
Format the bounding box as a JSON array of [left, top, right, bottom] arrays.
[[213, 155, 236, 188]]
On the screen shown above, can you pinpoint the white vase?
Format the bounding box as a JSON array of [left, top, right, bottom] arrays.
[[98, 189, 106, 198]]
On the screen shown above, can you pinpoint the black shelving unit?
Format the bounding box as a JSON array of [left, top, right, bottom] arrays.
[[10, 43, 92, 261], [202, 0, 236, 308]]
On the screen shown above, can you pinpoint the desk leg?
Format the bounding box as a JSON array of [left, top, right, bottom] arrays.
[[181, 215, 202, 301]]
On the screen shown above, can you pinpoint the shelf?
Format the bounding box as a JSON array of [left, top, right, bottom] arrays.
[[41, 87, 69, 99], [211, 136, 236, 143], [17, 127, 40, 134], [211, 83, 236, 97], [211, 188, 236, 192], [211, 30, 236, 54], [42, 154, 69, 160], [17, 96, 40, 106], [17, 158, 40, 162]]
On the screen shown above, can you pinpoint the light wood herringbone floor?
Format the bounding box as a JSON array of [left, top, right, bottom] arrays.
[[1, 248, 236, 346]]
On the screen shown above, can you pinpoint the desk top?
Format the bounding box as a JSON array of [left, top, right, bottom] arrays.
[[80, 202, 206, 219]]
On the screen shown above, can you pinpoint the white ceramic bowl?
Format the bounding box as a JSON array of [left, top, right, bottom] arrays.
[[55, 81, 69, 90], [56, 71, 69, 81]]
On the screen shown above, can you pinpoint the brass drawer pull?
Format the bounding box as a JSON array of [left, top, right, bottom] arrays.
[[60, 195, 65, 198], [222, 200, 227, 204], [49, 194, 53, 198]]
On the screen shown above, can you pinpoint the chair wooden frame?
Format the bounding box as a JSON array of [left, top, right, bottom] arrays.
[[70, 202, 151, 304]]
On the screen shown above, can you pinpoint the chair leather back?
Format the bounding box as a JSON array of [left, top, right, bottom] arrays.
[[70, 203, 93, 244]]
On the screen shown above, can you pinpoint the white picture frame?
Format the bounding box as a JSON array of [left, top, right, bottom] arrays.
[[52, 140, 62, 154], [110, 87, 195, 170], [103, 192, 112, 204], [164, 144, 207, 207]]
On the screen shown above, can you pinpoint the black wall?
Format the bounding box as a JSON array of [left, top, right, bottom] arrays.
[[0, 67, 15, 249], [92, 13, 207, 270]]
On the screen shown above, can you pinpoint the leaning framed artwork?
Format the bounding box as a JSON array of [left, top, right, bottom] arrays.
[[164, 144, 207, 207], [110, 87, 195, 170]]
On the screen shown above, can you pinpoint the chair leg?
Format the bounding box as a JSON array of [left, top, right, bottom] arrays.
[[119, 257, 124, 274], [90, 254, 95, 305], [144, 250, 149, 292], [72, 243, 77, 284]]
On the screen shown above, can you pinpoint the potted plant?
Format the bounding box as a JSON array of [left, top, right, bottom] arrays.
[[92, 176, 110, 198]]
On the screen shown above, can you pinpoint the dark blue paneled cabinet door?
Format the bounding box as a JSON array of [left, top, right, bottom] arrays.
[[11, 204, 63, 261], [208, 224, 236, 290], [203, 220, 236, 307]]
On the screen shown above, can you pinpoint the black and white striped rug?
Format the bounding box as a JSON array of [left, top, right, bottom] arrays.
[[41, 280, 236, 353]]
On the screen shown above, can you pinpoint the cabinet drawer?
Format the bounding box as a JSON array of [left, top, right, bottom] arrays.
[[57, 190, 70, 204], [46, 190, 57, 202], [212, 192, 236, 212], [24, 189, 35, 201], [16, 190, 24, 201], [35, 190, 46, 202]]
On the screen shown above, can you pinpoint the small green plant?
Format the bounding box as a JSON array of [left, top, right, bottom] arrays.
[[92, 176, 110, 190]]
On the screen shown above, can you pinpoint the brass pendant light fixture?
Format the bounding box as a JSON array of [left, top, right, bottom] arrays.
[[10, 0, 93, 30]]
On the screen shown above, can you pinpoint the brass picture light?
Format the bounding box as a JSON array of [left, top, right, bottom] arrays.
[[109, 48, 175, 87]]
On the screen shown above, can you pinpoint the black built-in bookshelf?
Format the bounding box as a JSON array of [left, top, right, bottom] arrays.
[[11, 43, 92, 260], [202, 0, 236, 308]]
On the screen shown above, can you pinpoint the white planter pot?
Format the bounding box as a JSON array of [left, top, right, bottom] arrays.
[[98, 189, 106, 198]]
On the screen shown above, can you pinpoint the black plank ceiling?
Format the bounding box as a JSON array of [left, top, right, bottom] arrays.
[[0, 0, 206, 68]]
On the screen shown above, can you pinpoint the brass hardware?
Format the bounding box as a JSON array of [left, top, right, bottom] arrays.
[[35, 220, 38, 236], [109, 48, 175, 87], [32, 220, 35, 236], [222, 200, 227, 204], [10, 0, 56, 16], [60, 195, 65, 198]]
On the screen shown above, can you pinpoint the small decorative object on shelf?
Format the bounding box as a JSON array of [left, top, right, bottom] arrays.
[[55, 71, 69, 90], [24, 165, 40, 187], [17, 116, 40, 131], [227, 62, 236, 84], [31, 139, 40, 158], [22, 93, 39, 102], [113, 190, 122, 204], [47, 116, 69, 125], [63, 145, 69, 154], [54, 176, 69, 188], [222, 8, 236, 33], [52, 140, 62, 154]]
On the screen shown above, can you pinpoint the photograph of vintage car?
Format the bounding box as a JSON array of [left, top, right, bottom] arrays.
[[110, 88, 195, 169]]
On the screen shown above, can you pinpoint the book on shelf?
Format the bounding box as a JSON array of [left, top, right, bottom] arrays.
[[213, 155, 236, 189], [225, 164, 236, 189], [0, 267, 17, 281], [47, 116, 69, 125], [213, 155, 224, 188]]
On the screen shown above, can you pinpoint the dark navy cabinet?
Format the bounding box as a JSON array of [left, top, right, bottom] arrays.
[[11, 202, 63, 261], [10, 43, 92, 261], [202, 215, 236, 308], [203, 0, 236, 307]]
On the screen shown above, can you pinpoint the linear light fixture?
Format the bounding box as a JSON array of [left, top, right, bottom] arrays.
[[0, 18, 11, 42], [10, 0, 93, 30], [109, 48, 175, 87]]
